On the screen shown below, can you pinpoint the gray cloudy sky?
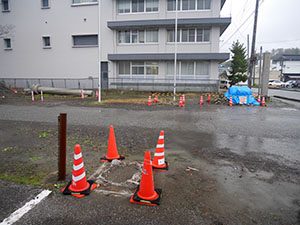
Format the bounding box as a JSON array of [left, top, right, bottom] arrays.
[[220, 0, 300, 53]]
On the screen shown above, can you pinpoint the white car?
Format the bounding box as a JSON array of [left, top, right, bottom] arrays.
[[268, 80, 284, 88], [283, 80, 296, 88]]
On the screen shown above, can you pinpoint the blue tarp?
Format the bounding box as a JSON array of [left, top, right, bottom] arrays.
[[224, 86, 260, 106]]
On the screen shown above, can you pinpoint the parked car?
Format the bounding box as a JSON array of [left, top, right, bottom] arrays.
[[268, 80, 284, 88], [283, 80, 296, 88], [220, 80, 230, 89], [292, 80, 300, 88]]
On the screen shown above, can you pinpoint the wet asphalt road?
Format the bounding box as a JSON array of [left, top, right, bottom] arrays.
[[0, 102, 300, 225]]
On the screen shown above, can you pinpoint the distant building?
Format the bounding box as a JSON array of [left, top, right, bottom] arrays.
[[272, 55, 300, 81], [0, 0, 231, 91]]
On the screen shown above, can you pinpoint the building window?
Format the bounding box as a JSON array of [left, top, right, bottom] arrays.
[[146, 62, 159, 75], [119, 61, 130, 75], [42, 36, 51, 48], [118, 0, 131, 13], [146, 0, 158, 12], [197, 28, 210, 42], [41, 0, 50, 8], [3, 38, 11, 49], [2, 0, 9, 11], [117, 0, 158, 13], [118, 29, 158, 44], [166, 61, 209, 77], [72, 0, 98, 5], [167, 0, 211, 11], [167, 28, 210, 43], [197, 0, 211, 10], [196, 61, 209, 75], [146, 29, 158, 42], [118, 61, 159, 76], [72, 35, 98, 47]]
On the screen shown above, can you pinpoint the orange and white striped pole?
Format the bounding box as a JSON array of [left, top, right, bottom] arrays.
[[261, 96, 266, 107], [81, 90, 84, 99], [31, 91, 35, 102], [41, 90, 44, 102], [147, 96, 152, 106], [199, 95, 204, 106], [229, 96, 233, 107]]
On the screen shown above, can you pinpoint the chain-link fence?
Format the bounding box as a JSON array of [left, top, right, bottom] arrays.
[[0, 77, 219, 92], [0, 77, 103, 90]]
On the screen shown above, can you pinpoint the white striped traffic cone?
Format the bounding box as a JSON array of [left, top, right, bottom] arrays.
[[152, 130, 168, 170], [61, 144, 98, 198]]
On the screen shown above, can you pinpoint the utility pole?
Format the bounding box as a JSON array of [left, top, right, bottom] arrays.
[[248, 0, 260, 88], [247, 34, 250, 59], [258, 46, 263, 95]]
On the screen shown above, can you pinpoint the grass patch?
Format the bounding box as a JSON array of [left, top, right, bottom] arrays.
[[2, 147, 15, 152], [0, 172, 45, 186], [38, 130, 51, 138]]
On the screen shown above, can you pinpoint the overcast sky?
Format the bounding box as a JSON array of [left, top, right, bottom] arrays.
[[220, 0, 300, 53]]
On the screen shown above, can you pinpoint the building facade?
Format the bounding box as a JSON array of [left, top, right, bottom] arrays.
[[272, 55, 300, 81], [0, 0, 231, 91]]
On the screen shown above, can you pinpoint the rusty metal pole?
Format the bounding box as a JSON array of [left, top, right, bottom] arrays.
[[58, 113, 67, 181]]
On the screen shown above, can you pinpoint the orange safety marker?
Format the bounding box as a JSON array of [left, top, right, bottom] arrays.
[[179, 95, 184, 107], [81, 90, 84, 99], [130, 151, 162, 206], [257, 95, 261, 103], [41, 90, 44, 102], [96, 90, 99, 99], [207, 94, 211, 104], [152, 130, 168, 170], [147, 96, 152, 106], [182, 94, 186, 104], [199, 95, 204, 106], [229, 96, 233, 107], [100, 125, 125, 162], [61, 144, 98, 198], [261, 96, 266, 107], [31, 91, 35, 102], [153, 95, 158, 103]]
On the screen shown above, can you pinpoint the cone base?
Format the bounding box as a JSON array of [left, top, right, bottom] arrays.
[[152, 161, 169, 170], [100, 155, 125, 162], [130, 188, 162, 206], [61, 180, 98, 198]]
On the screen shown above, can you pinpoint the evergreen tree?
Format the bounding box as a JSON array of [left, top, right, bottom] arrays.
[[228, 40, 248, 86]]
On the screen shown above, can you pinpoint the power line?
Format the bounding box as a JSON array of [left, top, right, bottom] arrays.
[[221, 0, 265, 48]]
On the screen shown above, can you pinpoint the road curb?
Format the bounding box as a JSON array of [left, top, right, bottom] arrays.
[[273, 95, 300, 103]]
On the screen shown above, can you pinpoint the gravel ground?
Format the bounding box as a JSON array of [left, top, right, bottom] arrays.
[[0, 96, 299, 225]]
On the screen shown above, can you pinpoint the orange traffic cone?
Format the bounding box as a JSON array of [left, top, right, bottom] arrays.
[[100, 125, 125, 162], [261, 96, 266, 107], [257, 95, 261, 103], [61, 144, 98, 198], [179, 95, 184, 107], [147, 96, 152, 106], [130, 151, 162, 206], [153, 95, 158, 103], [152, 130, 168, 170], [207, 94, 211, 104], [199, 95, 204, 106], [229, 96, 233, 107], [182, 94, 186, 104]]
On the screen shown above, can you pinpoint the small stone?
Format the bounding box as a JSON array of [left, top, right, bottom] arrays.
[[111, 159, 121, 166]]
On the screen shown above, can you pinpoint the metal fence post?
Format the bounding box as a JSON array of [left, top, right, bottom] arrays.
[[58, 113, 67, 181]]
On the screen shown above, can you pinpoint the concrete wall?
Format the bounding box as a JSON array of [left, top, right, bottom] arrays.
[[0, 0, 98, 78]]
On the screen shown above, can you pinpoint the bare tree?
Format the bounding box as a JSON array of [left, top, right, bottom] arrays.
[[0, 25, 14, 38]]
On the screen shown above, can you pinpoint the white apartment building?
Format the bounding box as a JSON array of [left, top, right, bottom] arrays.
[[0, 0, 231, 91]]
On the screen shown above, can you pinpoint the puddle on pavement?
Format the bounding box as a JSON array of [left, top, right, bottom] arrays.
[[214, 133, 300, 166]]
